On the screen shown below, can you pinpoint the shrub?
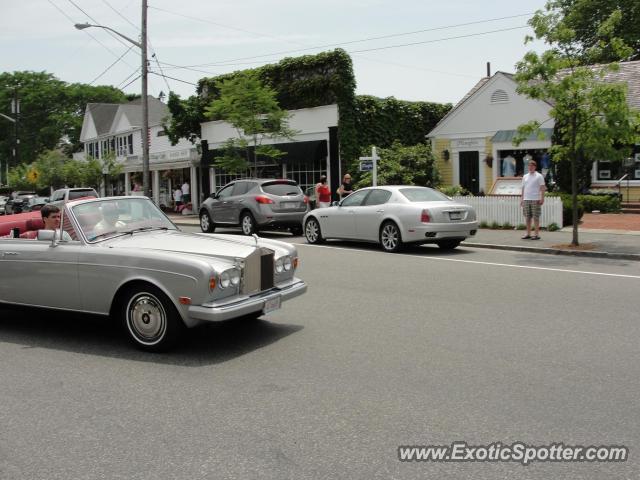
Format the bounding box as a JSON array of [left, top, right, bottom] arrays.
[[502, 222, 514, 230], [490, 221, 501, 229], [548, 222, 560, 231], [549, 193, 585, 226], [479, 221, 489, 228], [517, 224, 526, 230], [579, 194, 621, 213], [438, 185, 470, 197]]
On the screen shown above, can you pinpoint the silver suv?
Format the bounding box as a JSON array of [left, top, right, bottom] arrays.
[[199, 179, 308, 235]]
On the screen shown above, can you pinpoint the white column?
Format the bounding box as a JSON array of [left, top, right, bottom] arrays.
[[190, 165, 199, 211], [152, 170, 160, 205], [124, 172, 131, 195], [209, 167, 215, 194]]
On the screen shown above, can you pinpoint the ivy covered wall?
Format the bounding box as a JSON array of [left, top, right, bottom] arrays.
[[165, 48, 451, 173]]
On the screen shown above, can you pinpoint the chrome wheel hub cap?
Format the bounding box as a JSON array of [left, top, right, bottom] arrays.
[[382, 225, 398, 250], [306, 221, 318, 242], [128, 294, 166, 342], [242, 216, 252, 234], [200, 214, 209, 230]]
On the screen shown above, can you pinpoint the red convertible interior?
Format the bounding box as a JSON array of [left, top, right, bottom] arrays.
[[0, 211, 44, 238]]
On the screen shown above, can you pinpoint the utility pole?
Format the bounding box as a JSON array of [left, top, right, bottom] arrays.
[[12, 87, 20, 166], [141, 0, 150, 198]]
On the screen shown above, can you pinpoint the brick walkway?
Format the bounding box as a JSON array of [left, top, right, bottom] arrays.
[[580, 213, 640, 231]]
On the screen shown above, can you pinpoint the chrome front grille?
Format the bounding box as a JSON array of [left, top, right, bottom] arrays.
[[241, 248, 275, 295]]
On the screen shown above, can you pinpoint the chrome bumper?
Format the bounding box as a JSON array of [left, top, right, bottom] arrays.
[[188, 278, 307, 322]]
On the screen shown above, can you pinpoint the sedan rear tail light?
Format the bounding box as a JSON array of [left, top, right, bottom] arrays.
[[421, 209, 431, 223], [255, 196, 275, 204]]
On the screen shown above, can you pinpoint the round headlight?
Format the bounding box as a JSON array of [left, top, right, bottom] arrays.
[[283, 256, 292, 271], [275, 257, 284, 273], [219, 271, 231, 289], [230, 268, 241, 285]]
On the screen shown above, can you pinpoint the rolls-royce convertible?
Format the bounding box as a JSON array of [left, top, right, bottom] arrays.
[[0, 197, 307, 351]]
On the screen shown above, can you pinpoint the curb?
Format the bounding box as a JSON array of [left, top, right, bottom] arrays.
[[462, 242, 640, 261]]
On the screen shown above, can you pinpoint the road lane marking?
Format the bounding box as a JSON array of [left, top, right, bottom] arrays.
[[297, 243, 640, 279]]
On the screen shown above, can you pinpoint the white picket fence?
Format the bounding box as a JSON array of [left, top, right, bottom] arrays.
[[451, 196, 563, 227]]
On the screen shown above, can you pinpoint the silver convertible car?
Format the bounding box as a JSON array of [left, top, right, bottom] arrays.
[[0, 197, 307, 351], [303, 186, 478, 252]]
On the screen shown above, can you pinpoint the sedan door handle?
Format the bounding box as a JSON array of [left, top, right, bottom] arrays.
[[376, 209, 384, 213], [2, 252, 19, 256]]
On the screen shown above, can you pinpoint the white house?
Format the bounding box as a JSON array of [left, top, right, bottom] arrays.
[[77, 96, 200, 209], [427, 61, 640, 201]]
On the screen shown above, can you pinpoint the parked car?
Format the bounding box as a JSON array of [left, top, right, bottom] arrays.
[[303, 185, 478, 252], [48, 187, 98, 208], [199, 179, 309, 236], [0, 196, 8, 215], [4, 194, 46, 215], [0, 196, 307, 351]]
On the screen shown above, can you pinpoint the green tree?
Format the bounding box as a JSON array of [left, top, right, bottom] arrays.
[[204, 72, 297, 175], [353, 142, 440, 189], [552, 0, 640, 63], [515, 2, 640, 245], [0, 71, 126, 173]]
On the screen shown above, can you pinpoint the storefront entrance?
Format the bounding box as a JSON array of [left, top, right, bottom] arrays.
[[459, 151, 479, 194]]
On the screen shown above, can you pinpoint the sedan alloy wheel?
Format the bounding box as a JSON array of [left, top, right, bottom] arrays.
[[305, 217, 324, 244], [380, 221, 402, 253]]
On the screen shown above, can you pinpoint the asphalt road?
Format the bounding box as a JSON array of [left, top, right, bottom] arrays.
[[1, 226, 639, 480]]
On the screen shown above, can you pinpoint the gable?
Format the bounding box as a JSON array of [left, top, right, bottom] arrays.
[[79, 107, 97, 142], [428, 73, 552, 137], [111, 108, 133, 134]]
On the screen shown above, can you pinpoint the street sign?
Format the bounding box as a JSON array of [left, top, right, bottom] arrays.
[[359, 160, 373, 172]]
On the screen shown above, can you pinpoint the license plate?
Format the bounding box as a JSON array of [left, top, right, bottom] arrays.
[[449, 212, 463, 221], [282, 202, 297, 209], [263, 295, 281, 314]]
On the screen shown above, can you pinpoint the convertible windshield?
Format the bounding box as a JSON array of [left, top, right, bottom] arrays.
[[399, 187, 450, 202], [71, 197, 177, 242]]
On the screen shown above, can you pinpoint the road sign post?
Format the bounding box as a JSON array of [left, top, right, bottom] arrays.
[[359, 146, 380, 186]]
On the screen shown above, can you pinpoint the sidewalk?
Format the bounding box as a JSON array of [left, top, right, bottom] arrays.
[[167, 213, 640, 261]]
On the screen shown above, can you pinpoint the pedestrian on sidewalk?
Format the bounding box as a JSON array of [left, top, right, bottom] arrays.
[[520, 159, 546, 240], [315, 175, 331, 208], [337, 173, 353, 200], [181, 180, 190, 203], [173, 187, 183, 212]]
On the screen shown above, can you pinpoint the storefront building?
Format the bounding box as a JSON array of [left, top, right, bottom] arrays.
[[427, 63, 640, 200], [77, 96, 199, 210], [199, 104, 340, 198]]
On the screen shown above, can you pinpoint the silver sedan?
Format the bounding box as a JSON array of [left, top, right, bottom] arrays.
[[303, 186, 478, 252]]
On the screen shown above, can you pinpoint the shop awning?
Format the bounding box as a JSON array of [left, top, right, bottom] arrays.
[[201, 139, 328, 168], [492, 128, 553, 143]]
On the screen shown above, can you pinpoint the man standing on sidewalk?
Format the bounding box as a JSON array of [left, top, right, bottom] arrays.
[[520, 159, 546, 240]]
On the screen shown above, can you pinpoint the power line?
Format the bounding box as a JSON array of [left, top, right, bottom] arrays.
[[67, 0, 132, 51], [117, 68, 141, 88], [148, 71, 196, 86], [150, 8, 534, 69], [121, 74, 141, 90], [90, 45, 135, 84]]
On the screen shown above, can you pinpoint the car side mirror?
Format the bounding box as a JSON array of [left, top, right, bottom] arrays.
[[37, 230, 55, 241], [331, 201, 339, 207]]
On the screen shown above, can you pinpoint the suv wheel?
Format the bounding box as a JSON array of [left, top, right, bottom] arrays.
[[200, 210, 215, 233], [240, 212, 257, 235]]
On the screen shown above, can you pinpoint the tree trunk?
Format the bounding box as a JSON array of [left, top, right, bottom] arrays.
[[570, 116, 579, 246]]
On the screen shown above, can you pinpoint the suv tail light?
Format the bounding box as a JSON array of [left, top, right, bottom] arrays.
[[255, 196, 274, 204], [421, 209, 431, 223], [303, 196, 309, 204]]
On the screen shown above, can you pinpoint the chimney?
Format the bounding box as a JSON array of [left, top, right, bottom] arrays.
[[487, 62, 491, 77]]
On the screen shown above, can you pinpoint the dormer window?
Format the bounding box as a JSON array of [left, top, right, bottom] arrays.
[[491, 89, 509, 104]]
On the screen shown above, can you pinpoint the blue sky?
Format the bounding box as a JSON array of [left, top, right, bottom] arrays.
[[1, 0, 547, 105]]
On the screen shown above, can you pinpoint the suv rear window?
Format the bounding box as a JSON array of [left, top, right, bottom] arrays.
[[69, 189, 98, 200], [261, 181, 302, 196]]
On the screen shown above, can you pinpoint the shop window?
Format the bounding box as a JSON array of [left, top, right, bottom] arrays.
[[596, 161, 620, 180]]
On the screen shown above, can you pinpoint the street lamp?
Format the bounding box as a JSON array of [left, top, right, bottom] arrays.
[[74, 1, 150, 198]]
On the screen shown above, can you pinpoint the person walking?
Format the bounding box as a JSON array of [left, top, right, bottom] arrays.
[[181, 180, 190, 203], [315, 175, 331, 208], [173, 187, 183, 212], [337, 173, 353, 200], [520, 159, 546, 240]]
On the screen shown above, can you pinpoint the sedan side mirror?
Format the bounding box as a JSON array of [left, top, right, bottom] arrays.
[[331, 201, 339, 207]]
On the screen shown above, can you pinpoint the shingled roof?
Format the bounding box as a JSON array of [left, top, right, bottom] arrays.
[[84, 96, 168, 138]]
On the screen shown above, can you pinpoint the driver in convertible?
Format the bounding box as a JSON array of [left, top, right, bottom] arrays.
[[40, 204, 72, 240], [92, 202, 126, 237]]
